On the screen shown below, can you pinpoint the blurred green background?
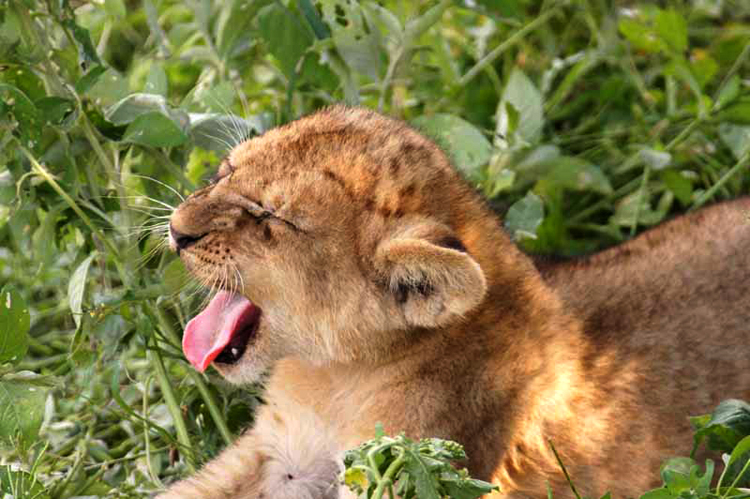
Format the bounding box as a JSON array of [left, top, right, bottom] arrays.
[[0, 0, 749, 496]]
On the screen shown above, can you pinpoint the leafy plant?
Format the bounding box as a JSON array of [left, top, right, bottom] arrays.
[[342, 426, 497, 499], [0, 0, 749, 496]]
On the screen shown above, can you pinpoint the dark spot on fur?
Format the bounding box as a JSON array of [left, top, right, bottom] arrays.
[[395, 278, 432, 304], [389, 156, 400, 175], [400, 183, 416, 197], [364, 198, 375, 211], [263, 225, 272, 241], [287, 474, 294, 480]]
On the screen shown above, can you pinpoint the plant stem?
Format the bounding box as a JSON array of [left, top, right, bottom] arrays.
[[19, 146, 126, 279], [458, 6, 562, 87], [690, 149, 750, 211], [150, 303, 234, 446], [148, 340, 196, 472], [372, 452, 406, 499]]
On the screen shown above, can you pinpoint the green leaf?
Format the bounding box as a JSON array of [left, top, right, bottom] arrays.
[[402, 448, 441, 499], [719, 101, 750, 125], [661, 170, 693, 206], [619, 18, 664, 54], [0, 378, 47, 451], [496, 68, 544, 146], [216, 0, 272, 56], [106, 93, 175, 125], [104, 0, 127, 19], [122, 112, 188, 147], [693, 400, 750, 455], [411, 114, 492, 178], [538, 157, 613, 195], [320, 0, 382, 80], [660, 457, 712, 494], [716, 75, 741, 110], [256, 3, 314, 78], [638, 488, 676, 499], [74, 64, 108, 95], [719, 435, 750, 488], [611, 192, 666, 227], [0, 465, 50, 498], [145, 63, 168, 96], [0, 83, 42, 147], [62, 19, 103, 66], [0, 287, 30, 364], [69, 252, 97, 330], [163, 258, 190, 295], [505, 192, 544, 241], [719, 124, 750, 160], [655, 9, 688, 53], [35, 96, 74, 125]]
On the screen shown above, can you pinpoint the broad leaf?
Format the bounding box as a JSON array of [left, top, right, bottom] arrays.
[[256, 4, 314, 78], [122, 112, 189, 147], [0, 287, 30, 364], [505, 192, 544, 241], [496, 68, 544, 146], [412, 114, 492, 178], [0, 378, 47, 450]]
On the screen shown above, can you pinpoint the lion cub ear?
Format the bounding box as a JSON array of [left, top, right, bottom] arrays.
[[375, 222, 487, 328]]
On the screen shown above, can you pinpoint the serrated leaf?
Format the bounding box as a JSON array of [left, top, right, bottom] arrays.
[[402, 449, 441, 499], [496, 68, 544, 146], [0, 287, 30, 364], [0, 379, 47, 451], [69, 252, 96, 330], [411, 114, 492, 178], [505, 192, 544, 241], [122, 112, 188, 147]]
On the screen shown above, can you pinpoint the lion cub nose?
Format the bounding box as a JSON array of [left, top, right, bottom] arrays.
[[169, 224, 206, 254]]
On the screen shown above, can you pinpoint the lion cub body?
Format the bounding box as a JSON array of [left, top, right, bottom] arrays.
[[164, 106, 750, 498]]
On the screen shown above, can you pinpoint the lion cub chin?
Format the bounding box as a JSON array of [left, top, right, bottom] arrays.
[[162, 105, 750, 498]]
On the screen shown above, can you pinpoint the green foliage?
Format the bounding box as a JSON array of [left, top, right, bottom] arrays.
[[635, 400, 750, 499], [0, 0, 749, 496], [343, 427, 497, 499]]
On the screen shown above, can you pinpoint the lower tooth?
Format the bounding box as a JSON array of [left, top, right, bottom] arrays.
[[231, 348, 239, 357]]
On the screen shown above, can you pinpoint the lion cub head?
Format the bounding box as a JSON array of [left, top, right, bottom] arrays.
[[169, 106, 490, 384]]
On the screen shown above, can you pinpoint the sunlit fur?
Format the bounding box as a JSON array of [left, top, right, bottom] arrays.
[[161, 106, 750, 498]]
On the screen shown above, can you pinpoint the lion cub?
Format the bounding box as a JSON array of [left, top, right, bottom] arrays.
[[163, 105, 750, 498]]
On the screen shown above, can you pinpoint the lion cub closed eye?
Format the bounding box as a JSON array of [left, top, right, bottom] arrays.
[[162, 105, 750, 499]]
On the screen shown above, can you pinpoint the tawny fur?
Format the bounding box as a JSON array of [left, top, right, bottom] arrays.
[[162, 105, 750, 498]]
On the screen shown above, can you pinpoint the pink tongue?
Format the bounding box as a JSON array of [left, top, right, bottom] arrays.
[[183, 291, 255, 372]]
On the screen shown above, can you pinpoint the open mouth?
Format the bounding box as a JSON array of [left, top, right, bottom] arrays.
[[182, 290, 261, 372]]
